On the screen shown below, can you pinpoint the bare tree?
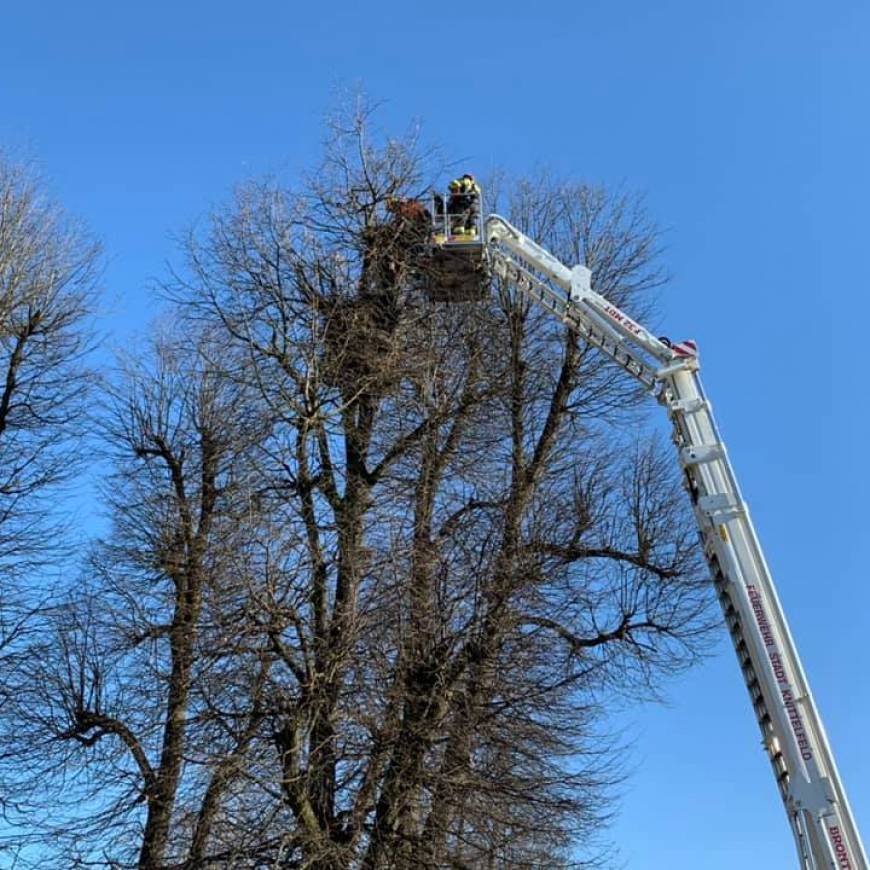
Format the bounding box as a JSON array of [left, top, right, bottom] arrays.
[[0, 334, 273, 869], [157, 105, 714, 868], [0, 154, 97, 848]]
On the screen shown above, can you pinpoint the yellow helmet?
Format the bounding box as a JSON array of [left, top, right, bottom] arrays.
[[460, 174, 479, 194], [448, 179, 462, 192]]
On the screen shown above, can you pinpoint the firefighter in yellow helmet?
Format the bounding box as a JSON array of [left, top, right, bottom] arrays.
[[447, 173, 481, 237]]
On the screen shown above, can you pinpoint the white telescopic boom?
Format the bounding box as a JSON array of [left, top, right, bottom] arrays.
[[484, 214, 867, 870]]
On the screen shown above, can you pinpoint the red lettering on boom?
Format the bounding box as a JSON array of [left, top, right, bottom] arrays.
[[829, 826, 853, 868], [745, 585, 814, 763], [602, 303, 643, 336], [747, 585, 776, 648]]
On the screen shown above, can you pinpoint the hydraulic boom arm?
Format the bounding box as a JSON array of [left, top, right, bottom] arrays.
[[484, 214, 867, 870]]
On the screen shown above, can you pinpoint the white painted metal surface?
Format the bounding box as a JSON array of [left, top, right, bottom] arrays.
[[484, 213, 867, 870]]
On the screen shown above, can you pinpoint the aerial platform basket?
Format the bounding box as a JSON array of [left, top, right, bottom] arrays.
[[419, 190, 488, 303]]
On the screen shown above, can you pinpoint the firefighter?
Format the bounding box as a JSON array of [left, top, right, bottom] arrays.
[[447, 173, 481, 236]]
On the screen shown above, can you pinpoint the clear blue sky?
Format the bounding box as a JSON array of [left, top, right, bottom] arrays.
[[2, 1, 867, 867]]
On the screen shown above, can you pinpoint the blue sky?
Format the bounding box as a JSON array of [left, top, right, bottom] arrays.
[[2, 1, 867, 867]]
